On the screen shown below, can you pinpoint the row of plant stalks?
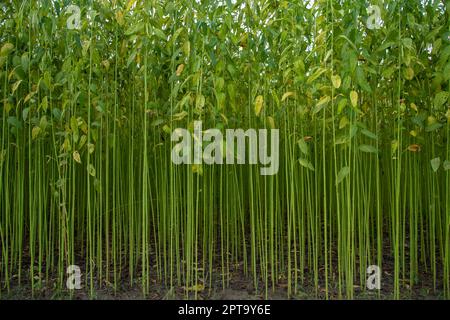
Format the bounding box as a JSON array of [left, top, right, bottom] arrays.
[[0, 0, 449, 298]]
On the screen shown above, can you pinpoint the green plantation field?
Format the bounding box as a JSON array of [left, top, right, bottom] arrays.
[[0, 0, 449, 300]]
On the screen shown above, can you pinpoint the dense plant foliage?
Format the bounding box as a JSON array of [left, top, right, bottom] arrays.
[[0, 0, 449, 299]]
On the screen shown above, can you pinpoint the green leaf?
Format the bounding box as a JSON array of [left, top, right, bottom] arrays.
[[153, 28, 166, 40], [337, 98, 347, 114], [87, 164, 96, 177], [297, 139, 309, 156], [356, 67, 372, 93], [124, 22, 145, 35], [361, 128, 378, 140], [425, 122, 443, 132], [430, 157, 441, 172], [22, 108, 29, 121], [336, 166, 350, 185], [443, 160, 450, 171], [299, 158, 315, 171], [434, 91, 449, 108], [358, 144, 378, 153], [339, 116, 349, 129]]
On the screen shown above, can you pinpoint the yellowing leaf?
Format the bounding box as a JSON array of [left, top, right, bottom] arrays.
[[407, 144, 421, 152], [404, 67, 414, 80], [266, 116, 275, 129], [196, 94, 205, 110], [88, 143, 95, 154], [162, 125, 171, 134], [0, 43, 14, 56], [427, 116, 437, 126], [102, 59, 110, 70], [254, 95, 264, 116], [313, 95, 330, 114], [24, 91, 36, 104], [350, 91, 358, 107], [176, 63, 185, 76], [186, 284, 204, 292], [281, 91, 295, 102], [126, 0, 137, 11], [391, 140, 399, 154], [172, 111, 188, 121], [331, 74, 341, 89], [410, 103, 418, 112], [63, 138, 71, 152], [307, 68, 326, 84], [192, 164, 203, 175], [12, 80, 22, 93], [183, 41, 191, 57], [115, 11, 124, 26], [32, 126, 41, 140], [73, 151, 81, 164]]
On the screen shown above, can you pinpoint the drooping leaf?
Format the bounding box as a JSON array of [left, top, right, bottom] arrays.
[[307, 68, 326, 84], [313, 96, 330, 114], [281, 91, 295, 102]]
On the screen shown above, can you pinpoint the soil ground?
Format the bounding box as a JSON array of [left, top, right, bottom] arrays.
[[1, 254, 446, 300]]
